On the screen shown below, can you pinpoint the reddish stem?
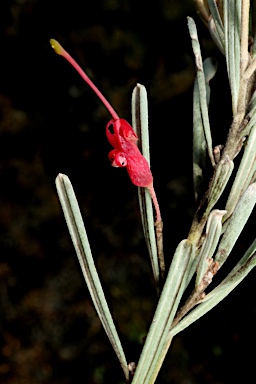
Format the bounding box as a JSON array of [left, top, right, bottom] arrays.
[[147, 183, 161, 223], [50, 39, 119, 121]]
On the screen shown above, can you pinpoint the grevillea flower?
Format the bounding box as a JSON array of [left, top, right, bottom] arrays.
[[50, 39, 161, 222], [106, 118, 153, 187]]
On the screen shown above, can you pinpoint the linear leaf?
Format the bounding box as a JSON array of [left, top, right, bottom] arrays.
[[196, 210, 226, 287], [132, 84, 161, 287], [223, 0, 241, 113], [193, 57, 218, 202], [207, 0, 225, 52], [206, 155, 234, 215], [170, 251, 256, 338], [55, 174, 129, 380], [225, 124, 256, 218], [188, 17, 215, 167], [132, 240, 194, 384], [216, 182, 256, 268]]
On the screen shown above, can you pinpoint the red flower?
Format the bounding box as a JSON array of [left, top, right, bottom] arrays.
[[106, 119, 153, 187], [50, 39, 161, 222]]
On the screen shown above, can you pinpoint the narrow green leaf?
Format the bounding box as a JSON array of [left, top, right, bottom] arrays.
[[132, 84, 161, 287], [223, 0, 241, 113], [132, 83, 150, 162], [207, 0, 225, 52], [193, 57, 218, 202], [225, 124, 256, 218], [132, 240, 195, 384], [207, 155, 234, 213], [216, 182, 256, 268], [188, 17, 215, 167], [55, 174, 129, 380], [196, 210, 226, 287], [193, 77, 206, 202], [209, 238, 256, 300], [170, 252, 256, 338]]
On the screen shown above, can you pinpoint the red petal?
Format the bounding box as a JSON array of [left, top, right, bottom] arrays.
[[106, 119, 119, 148], [108, 149, 127, 167], [125, 151, 153, 187], [119, 119, 138, 145], [106, 118, 152, 187], [106, 118, 138, 150]]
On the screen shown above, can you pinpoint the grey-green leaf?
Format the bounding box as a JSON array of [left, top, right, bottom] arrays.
[[55, 174, 129, 380], [216, 182, 256, 268], [193, 57, 218, 202], [196, 210, 226, 287], [132, 84, 161, 287], [131, 239, 195, 384], [225, 124, 256, 218], [207, 0, 225, 52], [170, 251, 256, 338], [188, 16, 215, 167], [223, 0, 241, 113]]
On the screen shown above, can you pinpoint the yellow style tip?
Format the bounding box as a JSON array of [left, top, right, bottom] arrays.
[[50, 39, 65, 55]]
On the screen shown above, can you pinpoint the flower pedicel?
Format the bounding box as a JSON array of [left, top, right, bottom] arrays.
[[50, 39, 161, 223]]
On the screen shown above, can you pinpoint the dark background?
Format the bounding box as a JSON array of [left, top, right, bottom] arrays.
[[0, 1, 256, 383]]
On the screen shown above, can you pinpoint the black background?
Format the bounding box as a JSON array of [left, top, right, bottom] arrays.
[[0, 1, 256, 383]]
